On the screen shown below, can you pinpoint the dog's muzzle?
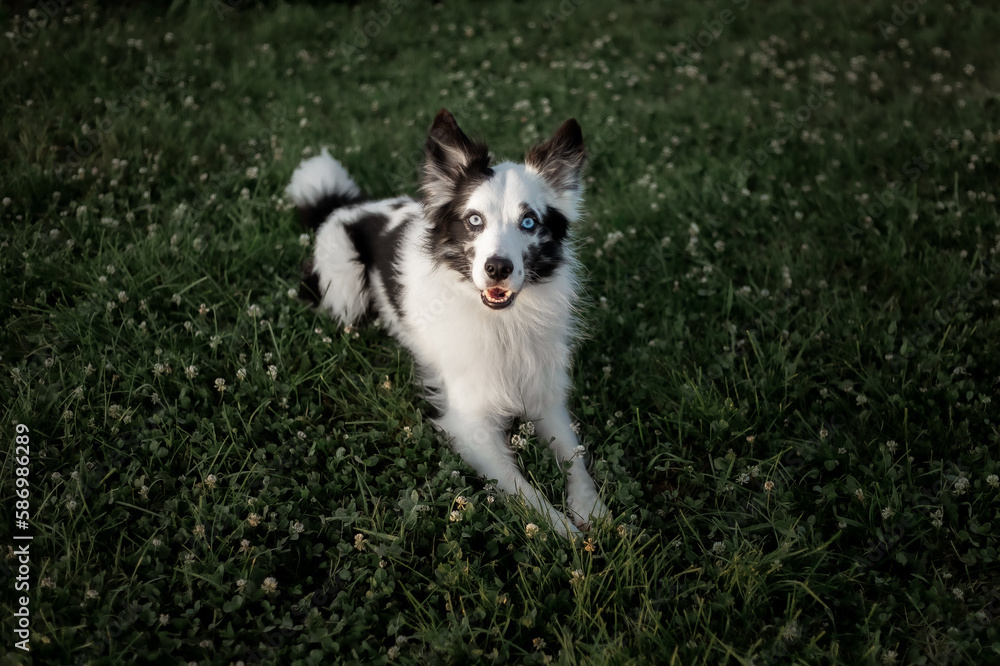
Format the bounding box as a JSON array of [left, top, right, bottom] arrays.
[[481, 255, 517, 309]]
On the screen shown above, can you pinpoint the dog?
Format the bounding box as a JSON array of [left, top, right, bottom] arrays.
[[286, 109, 609, 536]]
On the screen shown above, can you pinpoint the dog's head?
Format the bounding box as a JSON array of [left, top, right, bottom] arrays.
[[421, 109, 585, 310]]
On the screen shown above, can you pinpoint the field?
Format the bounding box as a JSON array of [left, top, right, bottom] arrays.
[[2, 0, 999, 664]]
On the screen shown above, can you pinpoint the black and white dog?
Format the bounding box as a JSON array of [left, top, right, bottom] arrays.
[[287, 109, 608, 535]]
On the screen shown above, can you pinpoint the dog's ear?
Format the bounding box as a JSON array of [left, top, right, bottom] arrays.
[[526, 119, 586, 194], [422, 109, 491, 209]]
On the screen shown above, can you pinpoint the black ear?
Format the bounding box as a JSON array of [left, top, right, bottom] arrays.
[[525, 118, 586, 193], [422, 109, 491, 209]]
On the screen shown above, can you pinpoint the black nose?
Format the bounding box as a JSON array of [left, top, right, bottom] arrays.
[[484, 255, 514, 281]]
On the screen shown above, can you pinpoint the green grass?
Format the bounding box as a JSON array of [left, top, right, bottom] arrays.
[[2, 0, 999, 663]]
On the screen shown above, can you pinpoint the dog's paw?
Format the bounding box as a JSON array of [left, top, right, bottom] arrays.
[[567, 491, 611, 531]]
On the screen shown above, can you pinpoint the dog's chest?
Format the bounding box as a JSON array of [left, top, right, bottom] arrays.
[[404, 295, 570, 414]]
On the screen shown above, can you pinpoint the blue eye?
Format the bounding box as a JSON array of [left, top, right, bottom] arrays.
[[468, 214, 483, 226], [520, 217, 536, 230]]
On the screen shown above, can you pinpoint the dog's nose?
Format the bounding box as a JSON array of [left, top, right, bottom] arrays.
[[484, 255, 514, 281]]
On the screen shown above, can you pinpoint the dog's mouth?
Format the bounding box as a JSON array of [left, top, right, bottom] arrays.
[[481, 286, 516, 310]]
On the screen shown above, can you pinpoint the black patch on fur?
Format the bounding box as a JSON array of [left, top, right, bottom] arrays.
[[390, 201, 407, 211], [345, 213, 410, 320], [524, 237, 564, 283], [298, 191, 367, 231], [424, 173, 493, 281], [344, 214, 388, 268], [541, 205, 569, 241], [299, 260, 322, 306], [521, 205, 569, 283], [373, 219, 410, 320]]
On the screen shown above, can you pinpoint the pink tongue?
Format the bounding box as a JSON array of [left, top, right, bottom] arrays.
[[488, 288, 507, 300]]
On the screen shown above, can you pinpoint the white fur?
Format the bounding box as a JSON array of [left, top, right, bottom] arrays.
[[292, 135, 608, 537], [286, 148, 360, 206]]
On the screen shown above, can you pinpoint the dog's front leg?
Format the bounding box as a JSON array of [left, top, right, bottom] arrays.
[[534, 402, 610, 529], [439, 409, 580, 537]]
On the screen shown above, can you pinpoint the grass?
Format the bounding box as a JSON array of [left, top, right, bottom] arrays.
[[1, 0, 999, 663]]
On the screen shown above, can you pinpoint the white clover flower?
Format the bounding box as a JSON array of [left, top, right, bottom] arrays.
[[930, 508, 944, 528], [781, 619, 799, 642]]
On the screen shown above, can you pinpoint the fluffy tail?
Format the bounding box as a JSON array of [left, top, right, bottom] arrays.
[[288, 149, 371, 324], [286, 148, 365, 230]]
